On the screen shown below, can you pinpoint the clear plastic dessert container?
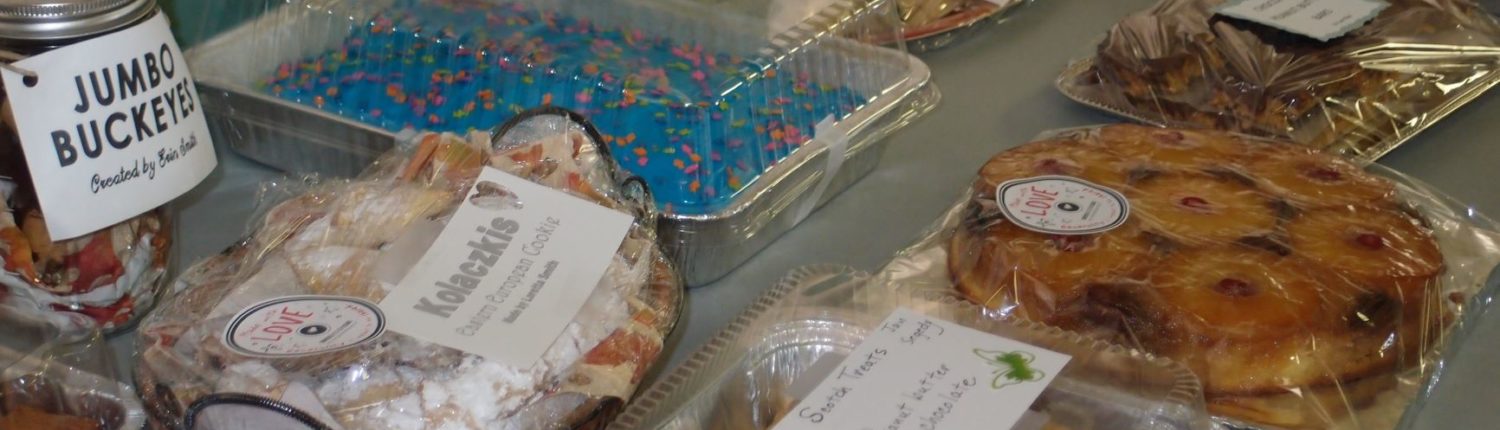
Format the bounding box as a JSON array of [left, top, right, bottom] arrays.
[[611, 265, 1212, 430], [874, 124, 1500, 429], [186, 0, 939, 285], [0, 305, 146, 429]]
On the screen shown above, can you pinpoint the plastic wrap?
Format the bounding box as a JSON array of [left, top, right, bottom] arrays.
[[134, 108, 683, 429], [0, 89, 171, 336], [873, 124, 1500, 429], [1056, 0, 1500, 162], [897, 0, 1031, 52], [0, 305, 146, 429], [611, 265, 1212, 430]]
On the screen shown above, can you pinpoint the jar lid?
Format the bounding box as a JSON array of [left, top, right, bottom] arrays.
[[0, 0, 155, 42]]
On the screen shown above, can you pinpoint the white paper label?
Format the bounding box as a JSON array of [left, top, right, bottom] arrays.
[[222, 296, 386, 358], [1216, 0, 1389, 41], [378, 166, 632, 369], [997, 176, 1129, 235], [771, 308, 1070, 430], [0, 14, 216, 240]]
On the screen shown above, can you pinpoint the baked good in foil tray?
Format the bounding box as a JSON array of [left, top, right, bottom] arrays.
[[135, 112, 681, 429], [261, 0, 869, 213], [0, 140, 169, 334], [948, 124, 1451, 428], [1063, 0, 1500, 161], [897, 0, 1011, 43]]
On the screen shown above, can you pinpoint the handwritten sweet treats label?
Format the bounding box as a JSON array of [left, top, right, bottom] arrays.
[[997, 176, 1130, 235], [379, 166, 633, 369], [223, 296, 386, 358], [772, 308, 1069, 430], [1216, 0, 1390, 41], [0, 14, 216, 240]]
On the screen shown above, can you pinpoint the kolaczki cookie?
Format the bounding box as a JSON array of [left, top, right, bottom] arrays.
[[136, 123, 680, 429]]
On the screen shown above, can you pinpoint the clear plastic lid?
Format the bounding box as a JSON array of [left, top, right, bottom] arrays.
[[188, 0, 919, 215], [612, 265, 1211, 430], [875, 124, 1500, 429]]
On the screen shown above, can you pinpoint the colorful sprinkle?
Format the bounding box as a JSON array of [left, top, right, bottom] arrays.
[[260, 1, 868, 213]]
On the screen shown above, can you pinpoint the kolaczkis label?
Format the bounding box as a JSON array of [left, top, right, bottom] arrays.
[[997, 176, 1129, 235], [378, 166, 633, 370], [771, 308, 1070, 430], [0, 13, 215, 240], [223, 296, 386, 358]]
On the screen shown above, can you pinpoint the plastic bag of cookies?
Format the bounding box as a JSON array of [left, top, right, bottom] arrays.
[[1056, 0, 1500, 162], [134, 108, 683, 429], [874, 124, 1500, 429]]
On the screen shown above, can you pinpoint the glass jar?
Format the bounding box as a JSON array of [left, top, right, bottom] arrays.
[[0, 0, 171, 335]]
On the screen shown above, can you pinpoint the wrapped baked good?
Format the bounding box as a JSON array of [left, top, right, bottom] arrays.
[[0, 304, 146, 430], [135, 108, 682, 429], [874, 124, 1500, 429], [0, 132, 170, 335], [1056, 0, 1500, 162], [896, 0, 1028, 51]]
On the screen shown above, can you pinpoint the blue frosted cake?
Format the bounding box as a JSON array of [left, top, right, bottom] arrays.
[[265, 0, 868, 213]]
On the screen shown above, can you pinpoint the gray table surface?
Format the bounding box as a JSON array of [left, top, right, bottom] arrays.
[[107, 0, 1500, 428]]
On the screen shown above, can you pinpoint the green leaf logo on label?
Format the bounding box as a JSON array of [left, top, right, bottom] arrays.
[[974, 349, 1046, 389]]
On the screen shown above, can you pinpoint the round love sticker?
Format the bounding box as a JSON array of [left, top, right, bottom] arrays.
[[996, 176, 1130, 235], [222, 296, 385, 358]]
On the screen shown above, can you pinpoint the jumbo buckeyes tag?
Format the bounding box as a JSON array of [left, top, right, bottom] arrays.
[[0, 14, 216, 240], [997, 176, 1129, 235], [223, 296, 385, 358]]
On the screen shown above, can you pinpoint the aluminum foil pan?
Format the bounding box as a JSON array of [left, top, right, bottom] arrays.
[[187, 18, 938, 287], [611, 266, 1211, 430], [1053, 0, 1500, 164], [1055, 58, 1500, 164]]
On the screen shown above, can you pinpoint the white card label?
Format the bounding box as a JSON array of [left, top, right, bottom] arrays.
[[0, 14, 216, 240], [378, 166, 632, 369], [1216, 0, 1389, 41], [222, 296, 386, 358], [997, 176, 1129, 235], [772, 308, 1070, 430]]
